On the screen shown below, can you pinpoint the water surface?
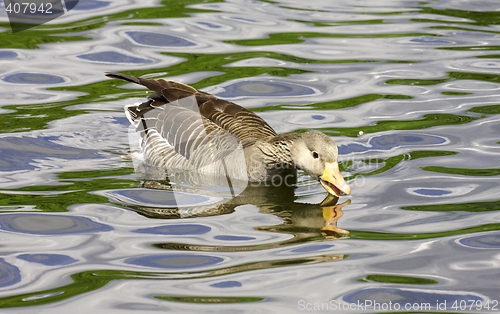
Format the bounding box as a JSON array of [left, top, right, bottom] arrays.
[[0, 0, 499, 312]]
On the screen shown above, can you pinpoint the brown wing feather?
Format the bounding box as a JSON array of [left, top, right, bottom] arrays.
[[106, 72, 277, 147], [198, 99, 276, 147]]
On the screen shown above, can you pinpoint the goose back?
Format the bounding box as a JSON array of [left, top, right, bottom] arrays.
[[106, 73, 277, 148]]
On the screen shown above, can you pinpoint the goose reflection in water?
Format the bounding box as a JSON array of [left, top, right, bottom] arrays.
[[119, 172, 351, 240]]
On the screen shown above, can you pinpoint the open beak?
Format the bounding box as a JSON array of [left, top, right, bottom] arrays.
[[319, 162, 351, 196]]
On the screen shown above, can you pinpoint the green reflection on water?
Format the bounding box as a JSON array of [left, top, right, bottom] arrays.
[[419, 7, 500, 26], [252, 94, 413, 113], [0, 77, 123, 133], [341, 151, 457, 181], [0, 254, 342, 308], [402, 201, 500, 213], [0, 30, 91, 49], [469, 104, 500, 115], [0, 0, 222, 48], [226, 31, 439, 46], [156, 295, 264, 303], [351, 223, 500, 241], [386, 72, 500, 86], [0, 50, 488, 136], [478, 54, 500, 59], [0, 168, 135, 212], [359, 274, 438, 284], [0, 103, 88, 133], [57, 168, 134, 179], [120, 22, 164, 26], [0, 49, 325, 134], [422, 166, 500, 177], [441, 91, 473, 96], [321, 113, 477, 137], [439, 45, 500, 51], [161, 51, 313, 88]]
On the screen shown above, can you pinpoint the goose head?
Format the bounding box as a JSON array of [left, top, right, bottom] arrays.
[[290, 131, 351, 197]]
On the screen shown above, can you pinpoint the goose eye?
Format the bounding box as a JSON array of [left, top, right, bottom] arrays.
[[312, 151, 319, 159]]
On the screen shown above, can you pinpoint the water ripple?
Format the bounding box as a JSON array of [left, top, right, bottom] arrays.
[[17, 254, 78, 266], [343, 288, 485, 308], [2, 73, 65, 84], [78, 51, 153, 64], [213, 235, 256, 241], [125, 254, 224, 269], [134, 224, 211, 235], [0, 258, 21, 288], [0, 51, 17, 59], [0, 0, 499, 311], [214, 80, 318, 98], [0, 136, 100, 171], [125, 31, 196, 47], [99, 188, 223, 208], [210, 280, 242, 288], [0, 214, 112, 235], [457, 232, 500, 249], [339, 132, 448, 154]]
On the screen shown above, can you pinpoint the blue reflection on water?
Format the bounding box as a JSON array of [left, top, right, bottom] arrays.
[[0, 258, 21, 288], [458, 232, 500, 249], [126, 31, 196, 47], [134, 224, 211, 235], [113, 116, 132, 127], [72, 0, 109, 10], [18, 254, 78, 266], [291, 244, 333, 253], [78, 52, 152, 64], [411, 37, 453, 44], [338, 143, 369, 155], [0, 136, 100, 171], [312, 115, 326, 120], [2, 73, 64, 84], [216, 80, 316, 98], [413, 189, 452, 196], [214, 235, 255, 241], [369, 133, 446, 150], [210, 281, 242, 288], [125, 254, 223, 269], [0, 214, 113, 235], [0, 51, 17, 59], [196, 21, 221, 29], [229, 16, 259, 24], [339, 133, 447, 154]]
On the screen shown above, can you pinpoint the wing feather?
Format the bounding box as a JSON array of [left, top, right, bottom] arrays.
[[106, 72, 278, 181], [106, 72, 277, 148]]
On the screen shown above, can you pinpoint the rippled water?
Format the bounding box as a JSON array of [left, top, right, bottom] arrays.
[[0, 0, 499, 312]]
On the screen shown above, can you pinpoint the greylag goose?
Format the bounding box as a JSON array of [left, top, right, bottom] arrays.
[[106, 72, 351, 197]]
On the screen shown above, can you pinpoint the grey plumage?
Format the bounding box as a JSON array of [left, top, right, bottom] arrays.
[[106, 72, 351, 196]]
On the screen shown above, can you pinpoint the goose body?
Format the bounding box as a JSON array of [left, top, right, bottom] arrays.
[[107, 72, 351, 196]]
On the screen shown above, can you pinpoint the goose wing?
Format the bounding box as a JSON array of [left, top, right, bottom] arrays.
[[106, 72, 276, 148], [137, 102, 242, 172], [106, 73, 245, 174]]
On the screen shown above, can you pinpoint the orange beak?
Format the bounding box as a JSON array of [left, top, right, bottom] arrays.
[[319, 162, 351, 196]]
